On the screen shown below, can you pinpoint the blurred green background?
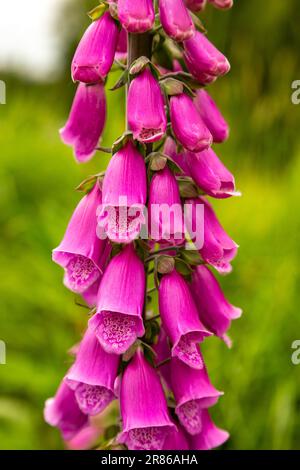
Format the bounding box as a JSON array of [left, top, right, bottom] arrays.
[[1, 0, 300, 450]]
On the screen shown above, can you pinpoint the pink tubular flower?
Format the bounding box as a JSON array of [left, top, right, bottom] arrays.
[[191, 265, 242, 340], [148, 166, 184, 243], [52, 183, 111, 295], [65, 329, 119, 416], [194, 89, 229, 143], [71, 13, 119, 83], [98, 141, 147, 243], [60, 83, 106, 163], [159, 270, 212, 369], [66, 424, 101, 450], [184, 0, 207, 11], [159, 0, 194, 42], [170, 94, 213, 152], [171, 357, 223, 435], [184, 32, 230, 83], [185, 148, 238, 198], [118, 349, 175, 450], [186, 197, 238, 273], [127, 68, 167, 143], [163, 137, 190, 175], [89, 244, 145, 354], [163, 423, 189, 450], [188, 410, 229, 449], [208, 0, 233, 10], [115, 27, 128, 62], [44, 381, 88, 440], [118, 0, 155, 33]]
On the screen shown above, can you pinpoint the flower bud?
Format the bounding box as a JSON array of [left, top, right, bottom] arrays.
[[159, 0, 195, 42], [118, 0, 155, 33], [194, 89, 229, 143]]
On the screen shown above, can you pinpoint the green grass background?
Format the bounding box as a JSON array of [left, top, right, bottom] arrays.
[[0, 0, 300, 449]]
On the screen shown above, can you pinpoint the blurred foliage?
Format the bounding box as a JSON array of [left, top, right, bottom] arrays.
[[0, 0, 300, 450]]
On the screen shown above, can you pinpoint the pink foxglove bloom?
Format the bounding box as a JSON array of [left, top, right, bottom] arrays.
[[189, 410, 229, 449], [184, 0, 207, 11], [44, 381, 88, 440], [163, 424, 189, 450], [148, 166, 184, 244], [185, 148, 237, 198], [170, 94, 213, 152], [65, 329, 119, 416], [159, 0, 195, 42], [89, 244, 145, 354], [118, 0, 155, 33], [208, 0, 233, 10], [98, 141, 147, 243], [184, 32, 230, 82], [159, 270, 212, 369], [52, 183, 111, 295], [115, 27, 128, 62], [186, 197, 238, 273], [66, 424, 101, 450], [71, 13, 119, 83], [194, 89, 229, 143], [163, 137, 190, 175], [170, 357, 223, 435], [60, 83, 106, 162], [191, 265, 242, 340], [118, 349, 175, 450], [127, 68, 167, 143]]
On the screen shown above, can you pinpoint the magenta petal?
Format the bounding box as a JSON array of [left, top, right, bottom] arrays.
[[163, 137, 191, 175], [194, 89, 229, 143], [159, 270, 212, 369], [185, 148, 237, 198], [65, 329, 119, 415], [71, 13, 119, 83], [188, 410, 229, 449], [184, 0, 207, 11], [98, 141, 147, 243], [52, 184, 111, 294], [163, 423, 190, 450], [159, 0, 195, 42], [44, 381, 88, 440], [184, 31, 230, 82], [191, 265, 242, 339], [127, 68, 167, 143], [89, 244, 145, 354], [118, 0, 155, 33], [66, 424, 101, 450], [118, 349, 175, 450], [171, 357, 223, 435], [60, 83, 106, 162], [208, 0, 233, 10], [170, 94, 213, 152]]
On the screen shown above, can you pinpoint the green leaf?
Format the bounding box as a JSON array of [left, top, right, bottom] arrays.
[[190, 12, 207, 33], [178, 177, 199, 198], [180, 249, 203, 266], [175, 258, 193, 275], [148, 152, 168, 171], [110, 68, 129, 91], [87, 3, 108, 21], [112, 131, 133, 154], [129, 56, 150, 75], [160, 77, 184, 96], [75, 174, 99, 193]]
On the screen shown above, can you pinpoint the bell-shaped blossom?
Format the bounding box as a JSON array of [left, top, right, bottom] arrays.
[[65, 329, 119, 416], [66, 424, 101, 450], [71, 13, 119, 83], [163, 423, 189, 450], [185, 197, 238, 273], [115, 27, 128, 62], [159, 0, 194, 42], [208, 0, 233, 10], [98, 141, 147, 243], [184, 32, 230, 82], [118, 0, 155, 33], [184, 0, 207, 11], [44, 381, 88, 440], [89, 244, 145, 354], [53, 183, 111, 294], [170, 94, 213, 152], [191, 265, 242, 340], [163, 137, 190, 175], [189, 410, 229, 449], [185, 148, 237, 198], [118, 349, 175, 450], [148, 166, 184, 244], [127, 68, 167, 143], [194, 89, 229, 143], [60, 83, 106, 162], [159, 270, 212, 369], [170, 357, 223, 435]]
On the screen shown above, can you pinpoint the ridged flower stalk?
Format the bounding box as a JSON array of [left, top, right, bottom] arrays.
[[45, 0, 241, 451]]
